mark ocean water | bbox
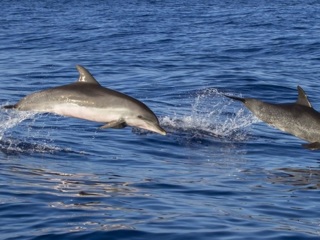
[1,0,320,239]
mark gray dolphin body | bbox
[4,65,166,135]
[226,86,320,149]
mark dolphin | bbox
[226,86,320,149]
[3,65,166,135]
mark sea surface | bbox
[1,1,320,239]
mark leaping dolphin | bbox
[226,86,320,149]
[4,65,166,135]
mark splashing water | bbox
[160,88,258,141]
[0,108,68,154]
[0,109,36,139]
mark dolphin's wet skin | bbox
[4,65,166,136]
[226,86,320,150]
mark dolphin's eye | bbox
[137,115,143,119]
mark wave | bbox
[268,167,320,190]
[0,138,73,155]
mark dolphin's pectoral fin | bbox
[100,120,127,129]
[111,122,127,129]
[302,142,320,150]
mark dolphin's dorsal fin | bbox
[76,65,100,85]
[296,86,312,107]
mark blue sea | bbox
[1,1,320,239]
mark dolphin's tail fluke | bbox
[225,95,246,103]
[2,104,17,109]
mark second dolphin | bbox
[226,86,320,149]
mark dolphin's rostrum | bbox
[226,86,320,150]
[4,65,166,135]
